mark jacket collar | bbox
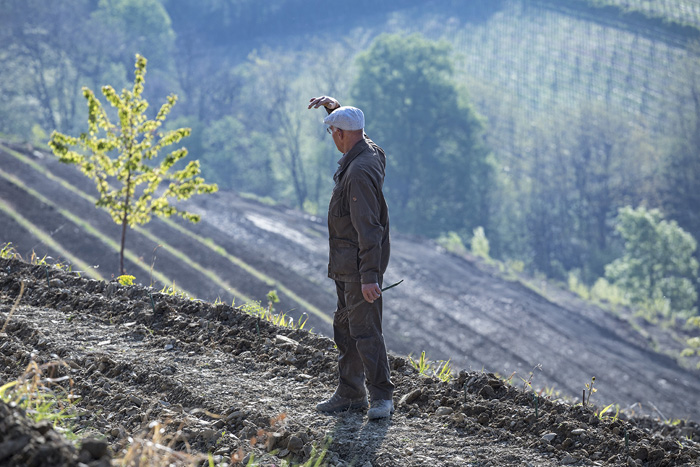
[334,138,369,183]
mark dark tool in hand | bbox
[334,279,403,324]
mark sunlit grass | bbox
[408,351,453,382]
[240,290,310,331]
[0,360,80,440]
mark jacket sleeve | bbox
[346,175,383,284]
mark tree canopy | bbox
[352,33,493,238]
[605,206,699,318]
[49,55,218,274]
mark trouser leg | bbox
[333,280,394,401]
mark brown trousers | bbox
[333,279,394,401]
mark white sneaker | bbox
[367,399,394,419]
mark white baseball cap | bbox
[323,106,365,131]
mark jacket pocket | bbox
[329,186,348,217]
[329,238,359,276]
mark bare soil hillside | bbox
[0,139,699,428]
[1,257,699,466]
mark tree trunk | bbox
[119,170,132,275]
[120,211,128,275]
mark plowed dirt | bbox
[1,257,699,466]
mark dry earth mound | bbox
[1,257,699,466]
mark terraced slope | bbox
[0,141,336,330]
[1,140,700,425]
[378,0,698,164]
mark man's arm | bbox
[347,177,384,303]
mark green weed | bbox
[0,360,80,439]
[1,242,20,260]
[409,351,431,376]
[408,351,453,382]
[583,376,597,406]
[159,282,195,300]
[540,385,561,399]
[595,403,620,422]
[240,291,309,331]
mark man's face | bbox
[329,125,344,153]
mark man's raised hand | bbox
[308,96,340,110]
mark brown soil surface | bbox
[1,257,699,466]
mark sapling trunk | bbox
[119,169,132,275]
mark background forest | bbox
[1,0,700,325]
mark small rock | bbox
[435,407,453,416]
[479,385,496,399]
[542,433,557,443]
[275,334,299,348]
[399,389,422,406]
[128,395,142,407]
[226,411,244,422]
[266,432,284,451]
[452,413,466,424]
[634,446,649,461]
[477,413,490,425]
[49,278,66,288]
[287,435,304,454]
[66,360,81,370]
[561,454,576,465]
[80,439,109,459]
[105,282,117,297]
[571,428,585,436]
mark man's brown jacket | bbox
[327,137,390,284]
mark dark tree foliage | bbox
[351,34,493,239]
[520,107,660,281]
[0,0,175,136]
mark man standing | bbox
[308,96,394,420]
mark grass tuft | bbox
[0,360,80,439]
[408,351,453,382]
